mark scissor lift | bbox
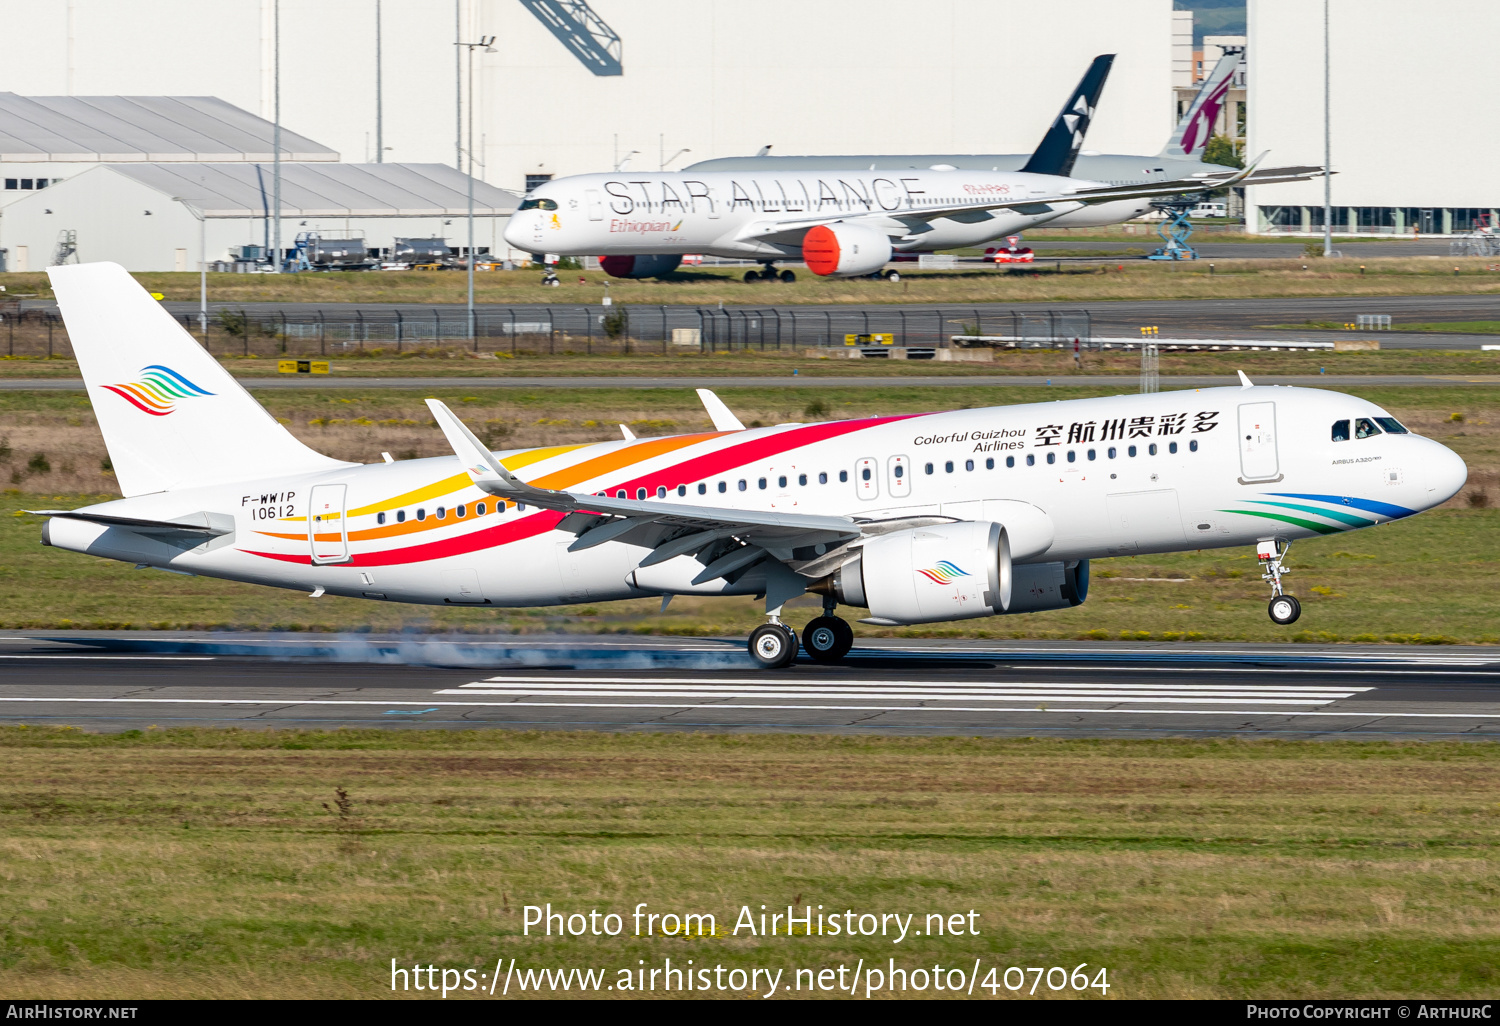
[1147,202,1199,261]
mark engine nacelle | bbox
[802,223,893,277]
[831,521,1011,625]
[599,254,683,278]
[1005,560,1090,614]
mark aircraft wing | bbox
[734,158,1284,240]
[426,399,861,578]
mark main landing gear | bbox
[1259,539,1302,625]
[743,263,796,283]
[747,597,854,669]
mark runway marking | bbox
[1031,665,1500,676]
[462,676,1377,691]
[443,676,1368,706]
[0,696,1495,719]
[0,655,216,661]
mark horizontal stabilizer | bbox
[29,509,234,536]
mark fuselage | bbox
[45,386,1466,612]
[502,168,1137,260]
[682,153,1237,229]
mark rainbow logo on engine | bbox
[916,561,970,585]
[100,365,215,416]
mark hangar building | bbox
[1,162,518,272]
[0,0,1179,196]
[1245,0,1500,236]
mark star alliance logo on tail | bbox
[916,561,970,585]
[100,364,215,416]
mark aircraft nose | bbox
[1423,439,1468,506]
[502,215,531,250]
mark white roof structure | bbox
[105,162,520,218]
[0,93,337,162]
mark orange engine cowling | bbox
[801,223,893,277]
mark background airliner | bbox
[503,157,1291,282]
[32,263,1467,668]
[689,52,1278,211]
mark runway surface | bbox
[3,632,1498,740]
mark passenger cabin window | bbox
[1332,419,1351,442]
[1375,417,1408,434]
[1355,418,1382,439]
[377,512,386,525]
[819,472,828,484]
[396,510,406,523]
[477,502,487,515]
[1046,452,1056,465]
[838,470,848,483]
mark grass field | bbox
[5,258,1500,309]
[1,386,1495,641]
[3,728,1499,999]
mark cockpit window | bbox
[1354,417,1383,439]
[518,198,558,211]
[1374,417,1408,434]
[1331,419,1350,442]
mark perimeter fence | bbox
[0,305,1092,360]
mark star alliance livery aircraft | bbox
[35,263,1466,668]
[504,151,1314,283]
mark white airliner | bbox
[35,263,1466,668]
[503,158,1278,282]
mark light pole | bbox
[272,0,282,272]
[458,34,495,340]
[375,0,383,163]
[661,147,691,171]
[173,197,208,342]
[1322,0,1333,258]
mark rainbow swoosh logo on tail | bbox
[100,365,215,416]
[916,561,970,585]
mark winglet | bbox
[620,423,636,441]
[428,399,584,514]
[1238,370,1254,389]
[696,388,746,431]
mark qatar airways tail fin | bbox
[1162,50,1241,161]
[48,261,353,496]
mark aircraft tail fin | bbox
[1019,54,1114,178]
[48,262,353,497]
[1161,49,1242,160]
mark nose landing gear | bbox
[1259,539,1301,625]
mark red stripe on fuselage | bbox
[597,414,925,497]
[244,413,930,567]
[244,509,564,566]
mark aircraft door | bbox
[1237,402,1281,482]
[888,455,910,497]
[585,189,603,221]
[308,483,350,565]
[855,457,879,500]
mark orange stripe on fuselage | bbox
[255,433,724,544]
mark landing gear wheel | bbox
[742,269,760,283]
[802,616,853,664]
[779,269,796,283]
[1268,594,1301,625]
[884,269,900,281]
[749,623,799,669]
